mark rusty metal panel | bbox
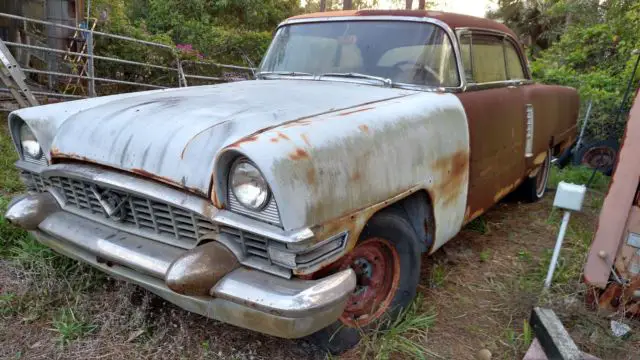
[456,88,526,220]
[224,92,470,249]
[584,91,640,288]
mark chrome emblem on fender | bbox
[90,185,129,222]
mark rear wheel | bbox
[310,209,422,354]
[521,148,551,202]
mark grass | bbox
[355,296,439,360]
[50,308,97,345]
[548,165,610,192]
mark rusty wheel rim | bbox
[338,237,401,327]
[581,146,616,170]
[535,151,550,197]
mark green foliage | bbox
[492,0,640,142]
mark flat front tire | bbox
[309,209,422,354]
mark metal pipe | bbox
[5,41,174,71]
[181,60,255,71]
[3,41,177,71]
[21,68,169,89]
[0,88,86,99]
[0,13,174,50]
[544,211,572,289]
[183,74,227,81]
[86,28,96,97]
[576,100,592,151]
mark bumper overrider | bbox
[5,163,356,339]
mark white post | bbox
[544,210,572,289]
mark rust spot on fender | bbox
[337,107,375,117]
[358,124,370,134]
[270,137,279,143]
[289,148,310,161]
[277,132,290,141]
[228,135,259,148]
[306,167,316,185]
[432,150,469,207]
[301,133,311,147]
[350,171,361,182]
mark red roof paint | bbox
[287,10,518,40]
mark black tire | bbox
[309,209,422,354]
[574,139,619,176]
[521,148,551,202]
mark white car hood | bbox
[10,80,416,196]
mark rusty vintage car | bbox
[4,10,578,352]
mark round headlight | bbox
[230,160,270,210]
[19,124,42,159]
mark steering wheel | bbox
[391,61,442,85]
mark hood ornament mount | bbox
[90,185,129,222]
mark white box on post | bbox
[545,182,587,289]
[553,182,587,211]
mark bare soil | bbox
[1,190,639,359]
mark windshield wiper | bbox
[318,72,393,87]
[257,71,313,79]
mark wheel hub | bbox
[336,238,400,327]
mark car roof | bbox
[286,10,518,40]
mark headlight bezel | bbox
[10,117,46,165]
[19,123,43,160]
[229,158,271,211]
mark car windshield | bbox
[260,20,460,87]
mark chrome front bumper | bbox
[6,193,356,338]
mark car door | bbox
[455,32,528,222]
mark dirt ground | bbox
[2,179,640,359]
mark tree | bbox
[344,0,353,9]
[406,0,414,9]
[419,0,426,9]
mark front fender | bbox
[224,92,470,252]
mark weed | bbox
[50,307,97,345]
[522,320,533,348]
[517,250,532,262]
[357,295,440,360]
[0,293,17,316]
[479,250,491,262]
[430,263,446,288]
[466,216,488,234]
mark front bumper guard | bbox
[6,193,356,338]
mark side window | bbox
[504,41,526,80]
[470,35,507,83]
[459,35,473,82]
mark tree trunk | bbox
[418,0,426,10]
[406,0,413,9]
[343,0,353,10]
[320,0,327,11]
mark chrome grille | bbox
[21,171,270,261]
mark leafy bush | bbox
[530,0,640,142]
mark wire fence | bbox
[0,12,255,107]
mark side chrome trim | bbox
[266,15,467,93]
